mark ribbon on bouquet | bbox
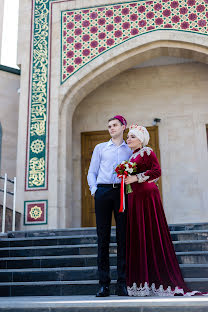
[118,174,128,213]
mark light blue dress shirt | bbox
[87,139,132,195]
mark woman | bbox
[124,124,198,296]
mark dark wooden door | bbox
[81,126,162,227]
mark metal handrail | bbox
[1,173,16,233]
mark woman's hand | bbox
[124,175,137,185]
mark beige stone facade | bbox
[0,69,20,210]
[0,0,4,61]
[15,0,208,230]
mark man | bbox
[87,115,132,297]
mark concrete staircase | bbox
[0,223,208,297]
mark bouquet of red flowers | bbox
[115,161,137,212]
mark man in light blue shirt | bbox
[87,115,132,297]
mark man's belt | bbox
[97,184,120,188]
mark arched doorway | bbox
[58,38,208,228]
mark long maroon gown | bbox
[126,146,197,296]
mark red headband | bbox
[113,115,127,127]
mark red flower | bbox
[98,47,106,53]
[114,30,122,37]
[90,12,98,19]
[90,26,98,34]
[67,36,74,43]
[155,18,163,25]
[122,22,130,29]
[131,28,139,35]
[67,22,74,29]
[181,21,189,29]
[74,57,82,65]
[171,1,179,8]
[139,20,146,27]
[98,32,106,40]
[83,10,89,14]
[180,7,188,15]
[75,42,82,50]
[189,13,197,21]
[198,20,206,27]
[66,65,74,73]
[122,8,129,15]
[106,10,113,17]
[163,9,171,17]
[196,5,205,12]
[82,49,90,56]
[187,0,195,5]
[107,38,115,46]
[114,16,121,23]
[130,14,138,21]
[82,34,90,42]
[98,18,106,25]
[82,20,90,27]
[63,59,66,66]
[138,6,146,13]
[164,24,172,28]
[66,51,74,58]
[74,28,82,35]
[90,41,98,48]
[147,26,155,31]
[154,3,162,11]
[146,12,154,19]
[172,15,180,23]
[75,14,82,21]
[106,24,114,31]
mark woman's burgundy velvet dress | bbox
[126,147,193,296]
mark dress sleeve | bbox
[137,150,161,183]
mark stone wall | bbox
[0,205,21,232]
[0,69,20,210]
[72,61,208,226]
[0,0,4,61]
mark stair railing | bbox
[0,173,17,233]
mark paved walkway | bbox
[0,295,208,309]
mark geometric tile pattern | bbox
[27,0,208,191]
[24,200,48,225]
[61,0,208,83]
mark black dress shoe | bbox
[96,286,110,297]
[116,284,128,296]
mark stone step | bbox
[0,264,207,283]
[1,251,208,270]
[1,230,208,248]
[0,278,208,297]
[0,240,207,258]
[1,296,208,312]
[6,223,208,238]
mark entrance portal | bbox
[81,126,161,227]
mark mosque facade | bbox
[1,0,208,231]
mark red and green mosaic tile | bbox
[61,0,208,83]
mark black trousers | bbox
[94,186,127,286]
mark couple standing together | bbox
[87,115,195,297]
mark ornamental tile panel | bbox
[61,0,208,83]
[27,0,208,191]
[24,200,48,225]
